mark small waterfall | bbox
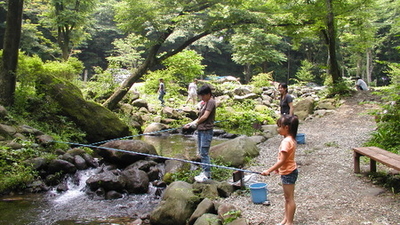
[52,168,97,204]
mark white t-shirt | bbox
[356,79,369,91]
[188,82,197,95]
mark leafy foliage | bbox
[217,99,276,136]
[249,72,273,88]
[322,77,354,98]
[80,66,120,102]
[365,63,400,154]
[106,33,147,69]
[0,142,39,192]
[294,60,316,84]
[162,50,205,85]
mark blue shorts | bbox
[281,169,298,185]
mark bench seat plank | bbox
[353,147,400,173]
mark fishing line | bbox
[52,139,261,175]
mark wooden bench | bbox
[353,147,400,173]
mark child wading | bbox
[261,115,299,225]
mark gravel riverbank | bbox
[218,92,400,225]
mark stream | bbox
[0,134,227,225]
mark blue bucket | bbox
[296,133,305,144]
[249,183,268,204]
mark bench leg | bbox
[370,159,377,173]
[354,152,361,173]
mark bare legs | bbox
[279,184,296,225]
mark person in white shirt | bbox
[355,77,369,91]
[185,79,198,105]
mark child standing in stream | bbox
[261,115,299,225]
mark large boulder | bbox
[150,181,199,225]
[188,198,216,225]
[294,97,315,121]
[47,159,77,174]
[210,136,259,168]
[98,140,158,166]
[36,73,130,143]
[143,123,168,135]
[121,167,149,194]
[86,170,126,192]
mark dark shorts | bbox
[281,169,298,185]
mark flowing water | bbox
[0,134,227,225]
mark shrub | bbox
[42,57,84,80]
[365,63,400,154]
[248,72,273,88]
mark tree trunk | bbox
[366,49,372,84]
[102,44,160,110]
[244,63,251,83]
[58,27,71,61]
[325,0,342,84]
[0,0,24,106]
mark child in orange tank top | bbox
[261,115,299,225]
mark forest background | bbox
[0,0,399,192]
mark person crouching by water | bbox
[261,115,299,225]
[278,83,294,116]
[184,85,216,182]
[354,77,369,91]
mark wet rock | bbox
[66,148,86,156]
[82,153,98,168]
[74,155,88,170]
[86,170,126,192]
[98,140,158,166]
[60,153,75,163]
[48,159,77,174]
[128,160,158,172]
[106,190,123,199]
[121,167,149,194]
[150,181,199,225]
[147,167,162,181]
[56,182,69,192]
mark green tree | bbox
[294,59,315,84]
[43,0,97,61]
[103,0,268,109]
[280,0,375,85]
[106,33,147,70]
[231,28,286,83]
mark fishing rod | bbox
[89,119,230,146]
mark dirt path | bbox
[219,92,400,225]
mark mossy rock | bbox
[36,73,130,142]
